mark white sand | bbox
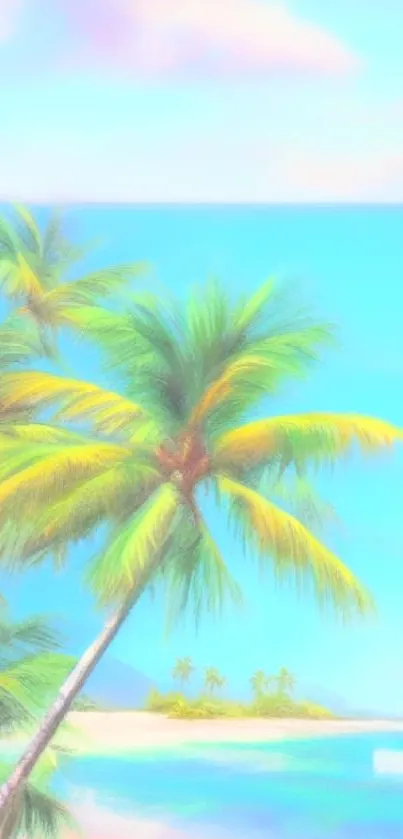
[67,711,403,754]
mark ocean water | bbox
[57,733,403,838]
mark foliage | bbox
[0,277,399,626]
[145,689,335,721]
[204,667,226,694]
[0,204,146,369]
[172,657,194,688]
[0,267,401,816]
[0,607,75,836]
[146,663,332,720]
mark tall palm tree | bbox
[204,668,225,695]
[172,657,194,690]
[0,277,401,812]
[275,667,296,697]
[0,204,145,368]
[0,608,74,837]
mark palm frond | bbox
[185,278,333,433]
[216,475,373,618]
[0,314,47,370]
[0,653,75,711]
[190,325,330,430]
[213,413,403,471]
[88,482,180,604]
[0,370,147,436]
[13,204,43,255]
[12,461,162,566]
[162,509,243,630]
[0,615,61,653]
[0,761,74,839]
[0,439,132,529]
[45,261,148,309]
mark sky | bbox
[0,0,402,202]
[1,203,403,716]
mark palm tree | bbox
[250,670,267,698]
[0,277,401,812]
[275,667,296,697]
[0,608,74,837]
[204,668,225,695]
[172,656,194,690]
[0,204,145,368]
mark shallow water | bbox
[56,733,403,838]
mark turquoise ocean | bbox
[56,733,403,837]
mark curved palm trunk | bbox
[0,563,154,824]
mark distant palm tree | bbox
[205,668,225,695]
[275,668,296,697]
[172,657,194,690]
[0,204,145,369]
[250,670,267,698]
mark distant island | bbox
[143,659,334,720]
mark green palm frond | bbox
[88,482,180,604]
[162,510,243,630]
[0,760,74,839]
[0,614,61,654]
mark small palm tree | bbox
[250,670,267,698]
[172,656,194,690]
[204,668,225,695]
[0,204,145,369]
[0,607,74,838]
[0,278,401,811]
[275,667,296,697]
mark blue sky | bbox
[2,204,403,715]
[0,0,402,202]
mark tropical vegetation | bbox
[0,205,401,816]
[146,665,331,720]
[172,656,194,690]
[0,605,75,837]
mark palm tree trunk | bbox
[0,562,155,824]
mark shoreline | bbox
[65,711,403,754]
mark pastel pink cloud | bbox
[63,0,359,78]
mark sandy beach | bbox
[66,711,403,754]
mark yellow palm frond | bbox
[0,423,91,446]
[216,475,373,617]
[15,253,43,298]
[88,483,180,604]
[0,371,146,435]
[214,413,403,470]
[0,440,131,521]
[17,462,162,563]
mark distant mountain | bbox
[84,656,156,709]
[62,619,156,709]
[297,682,351,715]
